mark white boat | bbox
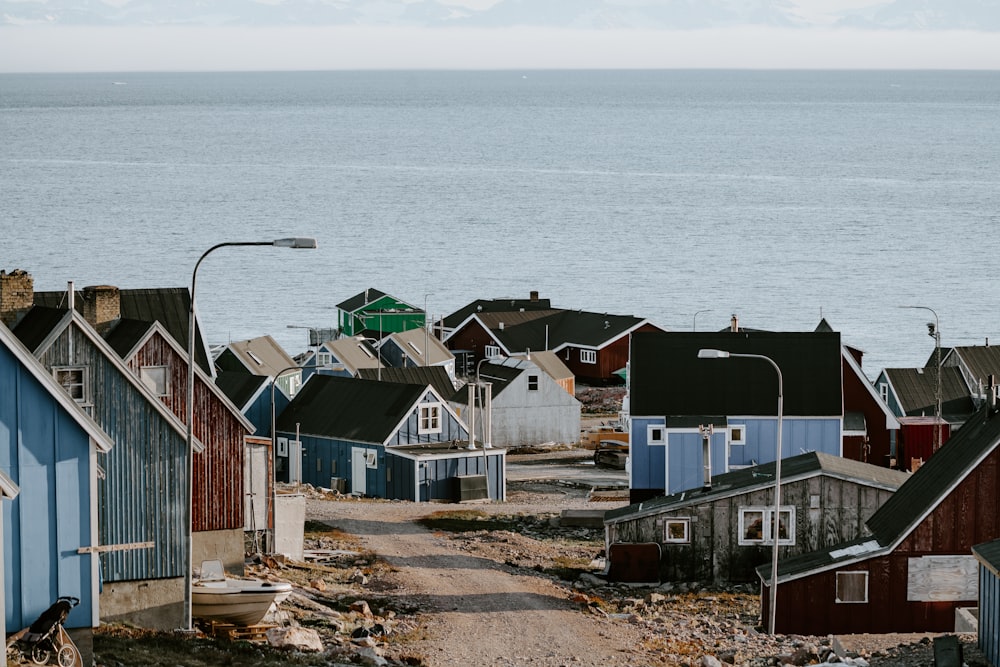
[192,560,292,626]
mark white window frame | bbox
[647,424,665,445]
[139,365,170,397]
[419,403,443,434]
[317,351,332,366]
[835,571,869,603]
[729,425,746,445]
[878,382,889,402]
[484,344,501,358]
[580,349,597,364]
[527,374,539,391]
[53,366,89,404]
[664,518,690,544]
[738,506,795,546]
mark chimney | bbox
[498,321,504,331]
[530,290,539,302]
[82,285,120,333]
[0,269,34,329]
[730,314,739,333]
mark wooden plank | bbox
[76,541,154,554]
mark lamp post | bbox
[423,293,433,367]
[185,237,316,631]
[900,305,942,450]
[692,309,711,332]
[698,348,783,634]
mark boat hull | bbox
[191,588,278,626]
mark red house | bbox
[756,396,1000,635]
[442,295,663,384]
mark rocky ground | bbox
[93,475,988,666]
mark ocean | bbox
[2,69,999,378]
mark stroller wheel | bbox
[30,644,51,665]
[57,644,77,667]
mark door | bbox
[352,448,367,495]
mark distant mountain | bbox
[2,0,998,30]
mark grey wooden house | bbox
[604,451,910,585]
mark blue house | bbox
[276,375,505,502]
[628,331,844,502]
[299,336,384,382]
[12,304,196,630]
[1,322,114,640]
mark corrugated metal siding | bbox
[980,566,1000,666]
[40,326,185,583]
[128,334,245,532]
[387,394,467,445]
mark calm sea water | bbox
[2,70,1000,378]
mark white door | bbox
[289,439,302,484]
[352,448,367,495]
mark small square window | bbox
[581,350,597,364]
[730,426,745,445]
[664,519,690,543]
[484,344,502,358]
[739,507,795,546]
[317,352,332,366]
[527,375,539,391]
[647,425,665,445]
[836,571,869,603]
[140,366,169,397]
[419,403,443,434]
[54,367,88,403]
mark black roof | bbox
[973,539,1000,575]
[104,318,155,359]
[605,451,910,524]
[276,374,427,444]
[883,366,975,421]
[34,287,211,373]
[451,360,525,402]
[215,371,269,411]
[336,288,408,313]
[948,345,1000,387]
[629,331,843,417]
[491,310,648,351]
[11,306,67,353]
[867,403,1000,546]
[358,366,456,402]
[442,296,553,329]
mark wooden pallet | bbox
[200,620,276,643]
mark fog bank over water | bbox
[2,26,999,73]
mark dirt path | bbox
[312,500,653,667]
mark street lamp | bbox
[185,237,316,630]
[692,309,711,332]
[900,305,942,450]
[698,348,783,635]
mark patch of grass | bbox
[540,554,595,581]
[416,510,518,533]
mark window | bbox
[729,426,745,445]
[407,341,422,356]
[738,507,795,546]
[836,571,869,603]
[419,403,442,434]
[365,451,377,468]
[878,382,889,402]
[317,352,332,366]
[484,344,501,358]
[316,458,322,472]
[527,375,539,391]
[647,425,665,445]
[664,519,690,543]
[54,367,87,403]
[580,349,597,364]
[140,366,169,397]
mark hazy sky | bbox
[2,0,999,72]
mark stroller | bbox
[7,596,81,666]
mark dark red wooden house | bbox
[756,397,1000,635]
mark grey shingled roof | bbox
[451,359,525,402]
[951,345,1000,388]
[884,366,974,421]
[605,451,911,524]
[630,331,843,418]
[442,296,553,329]
[276,374,427,444]
[358,366,456,401]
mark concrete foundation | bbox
[193,527,244,575]
[100,577,184,630]
[956,606,979,633]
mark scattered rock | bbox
[265,626,324,652]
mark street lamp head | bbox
[927,322,936,337]
[272,237,318,249]
[697,348,730,359]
